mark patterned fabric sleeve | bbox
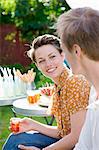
[66,75,90,115]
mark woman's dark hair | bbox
[27,34,63,63]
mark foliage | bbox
[2,63,25,71]
[0,0,70,41]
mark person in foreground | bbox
[3,34,90,150]
[56,7,99,150]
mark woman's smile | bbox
[46,67,57,73]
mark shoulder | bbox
[67,74,88,83]
[66,74,90,90]
[65,75,90,114]
[87,100,99,110]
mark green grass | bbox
[0,106,56,149]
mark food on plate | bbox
[38,97,51,107]
[40,87,53,97]
[37,87,53,107]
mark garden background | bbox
[0,0,70,148]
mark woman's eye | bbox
[50,55,56,59]
[39,60,45,63]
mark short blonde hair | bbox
[57,7,99,61]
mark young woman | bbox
[57,7,99,150]
[3,34,90,150]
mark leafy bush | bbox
[0,0,70,42]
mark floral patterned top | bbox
[50,67,90,138]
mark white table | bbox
[12,97,55,125]
[0,95,26,106]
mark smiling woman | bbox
[3,34,90,150]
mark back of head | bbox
[57,7,99,61]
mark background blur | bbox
[0,0,70,66]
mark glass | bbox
[10,118,21,133]
[27,90,40,104]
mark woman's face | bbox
[35,44,65,82]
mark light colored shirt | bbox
[74,98,99,150]
[89,86,97,104]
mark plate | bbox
[38,96,51,107]
[13,98,48,116]
[0,94,26,101]
[0,95,27,106]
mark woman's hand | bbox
[18,145,40,150]
[10,117,34,134]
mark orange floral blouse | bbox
[50,67,90,138]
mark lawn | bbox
[0,105,56,149]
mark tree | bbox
[0,0,70,42]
